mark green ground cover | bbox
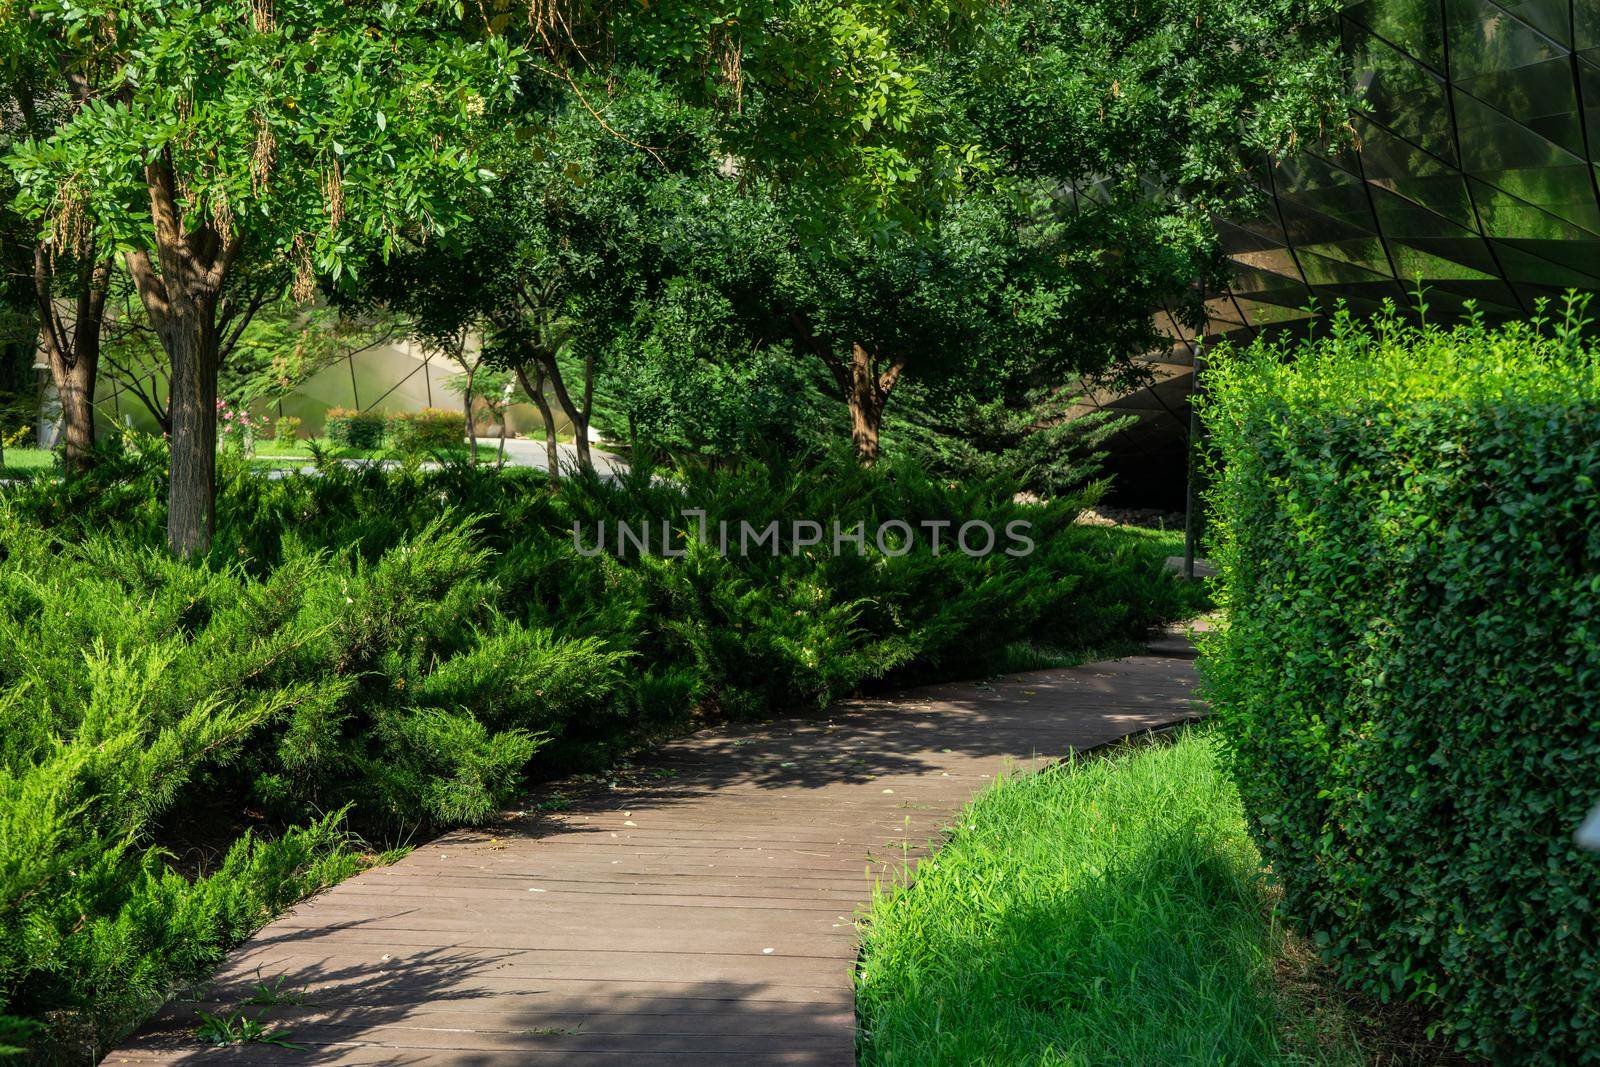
[0,447,1199,1059]
[856,729,1368,1066]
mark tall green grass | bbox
[857,730,1363,1066]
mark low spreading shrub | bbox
[1200,306,1600,1063]
[321,407,385,449]
[0,446,1199,1057]
[273,415,302,445]
[386,408,466,453]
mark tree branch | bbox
[877,354,910,399]
[217,290,268,364]
[101,344,171,433]
[124,248,171,334]
[31,245,68,365]
[71,255,111,360]
[788,311,849,395]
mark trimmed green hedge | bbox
[387,407,466,453]
[1200,309,1600,1062]
[323,407,385,449]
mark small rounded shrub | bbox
[323,407,385,449]
[274,415,302,446]
[387,408,467,454]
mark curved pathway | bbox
[107,635,1201,1066]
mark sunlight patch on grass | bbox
[0,448,57,474]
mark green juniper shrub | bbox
[1200,302,1600,1064]
[0,443,1198,1058]
[272,415,301,447]
[888,383,1136,504]
[386,408,467,454]
[321,407,385,450]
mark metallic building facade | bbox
[1223,0,1600,332]
[1099,0,1600,505]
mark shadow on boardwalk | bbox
[105,638,1202,1067]
[122,958,848,1065]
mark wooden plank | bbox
[104,640,1199,1065]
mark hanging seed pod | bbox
[251,112,277,195]
[251,0,274,33]
[321,159,344,230]
[49,192,91,268]
[210,186,233,241]
[291,234,315,303]
[717,29,744,111]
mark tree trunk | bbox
[580,348,595,470]
[848,343,887,466]
[790,315,905,469]
[126,156,239,559]
[57,353,97,474]
[462,371,477,465]
[165,311,219,559]
[541,353,591,472]
[32,249,110,476]
[516,364,560,487]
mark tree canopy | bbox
[2,0,1350,530]
[6,0,520,553]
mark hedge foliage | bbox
[0,447,1201,1058]
[322,407,385,449]
[387,407,467,453]
[1200,308,1600,1062]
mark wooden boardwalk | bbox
[107,640,1201,1066]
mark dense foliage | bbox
[7,0,519,554]
[0,447,1199,1057]
[888,386,1134,502]
[346,0,1347,466]
[1200,307,1600,1062]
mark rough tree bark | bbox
[515,364,561,487]
[164,311,220,556]
[32,250,111,475]
[125,155,239,559]
[845,344,885,465]
[789,314,907,466]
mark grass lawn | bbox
[3,441,527,475]
[244,438,513,468]
[0,447,58,475]
[1073,518,1191,558]
[856,729,1370,1066]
